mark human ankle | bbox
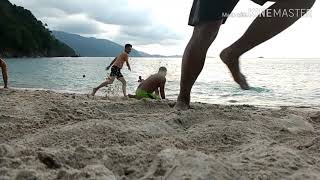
[177,94,190,104]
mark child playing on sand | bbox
[91,44,132,97]
[0,58,8,88]
[129,67,167,100]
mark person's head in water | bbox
[125,44,132,54]
[158,67,167,77]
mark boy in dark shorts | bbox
[176,0,315,110]
[129,67,167,100]
[91,44,132,97]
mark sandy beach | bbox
[0,89,320,179]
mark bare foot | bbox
[121,96,129,100]
[91,88,98,96]
[128,94,136,98]
[220,48,250,90]
[174,96,190,111]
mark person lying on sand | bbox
[91,44,132,97]
[129,67,167,100]
[0,58,8,89]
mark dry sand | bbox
[0,89,320,180]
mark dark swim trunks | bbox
[110,66,123,78]
[189,0,269,26]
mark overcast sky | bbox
[10,0,320,57]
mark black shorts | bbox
[189,0,268,26]
[110,66,123,78]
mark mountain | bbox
[52,31,150,57]
[0,0,76,57]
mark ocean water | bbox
[3,57,320,107]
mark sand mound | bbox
[142,149,240,180]
[0,89,320,179]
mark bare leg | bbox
[117,77,127,97]
[221,0,315,89]
[128,94,136,98]
[91,77,115,96]
[175,21,223,110]
[1,60,8,88]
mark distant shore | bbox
[0,89,319,179]
[1,53,80,58]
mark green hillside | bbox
[0,0,76,57]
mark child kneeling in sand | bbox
[129,67,167,100]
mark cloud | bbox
[9,0,183,47]
[10,0,153,26]
[42,14,102,35]
[9,0,319,57]
[114,25,183,45]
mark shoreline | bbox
[3,87,320,110]
[0,89,320,179]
